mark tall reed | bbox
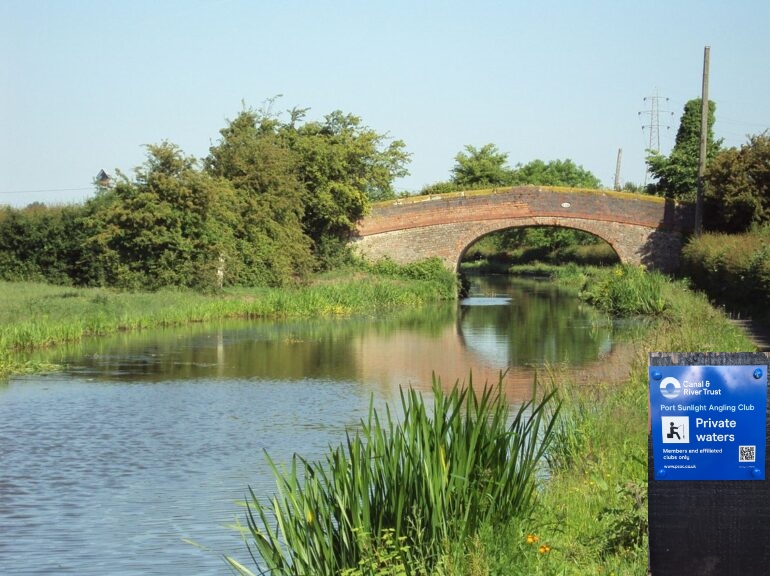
[580,264,666,316]
[228,375,559,575]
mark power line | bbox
[0,186,92,196]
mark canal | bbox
[0,276,637,575]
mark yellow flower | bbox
[538,544,551,554]
[526,534,539,544]
[305,509,314,526]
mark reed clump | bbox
[227,376,558,576]
[579,264,667,316]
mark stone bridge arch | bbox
[352,186,693,273]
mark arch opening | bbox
[458,224,621,275]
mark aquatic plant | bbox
[228,374,558,575]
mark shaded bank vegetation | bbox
[681,226,770,323]
[460,226,619,275]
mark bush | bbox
[580,264,667,316]
[681,227,770,318]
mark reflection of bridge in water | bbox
[352,320,638,402]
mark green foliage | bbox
[340,529,429,576]
[461,227,619,271]
[419,181,467,196]
[680,227,770,319]
[451,144,513,187]
[580,264,667,316]
[81,142,268,290]
[205,103,410,269]
[500,227,602,251]
[549,243,620,267]
[645,98,722,201]
[365,257,457,288]
[704,132,770,232]
[229,376,559,576]
[510,159,601,188]
[205,110,316,286]
[0,203,88,284]
[447,145,601,191]
[597,479,648,557]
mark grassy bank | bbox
[0,258,457,378]
[449,265,756,575]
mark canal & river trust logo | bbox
[660,376,682,399]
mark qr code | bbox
[739,445,756,462]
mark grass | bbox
[0,259,458,378]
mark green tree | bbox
[646,98,722,201]
[510,159,601,188]
[281,109,410,267]
[451,143,514,187]
[205,109,315,286]
[206,104,409,271]
[704,132,770,232]
[82,142,238,290]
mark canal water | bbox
[0,276,636,575]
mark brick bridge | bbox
[352,186,694,273]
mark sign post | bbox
[649,352,770,575]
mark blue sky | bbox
[2,0,769,207]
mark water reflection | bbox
[460,275,615,366]
[24,276,635,400]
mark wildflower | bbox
[538,544,551,554]
[526,534,539,544]
[305,508,314,526]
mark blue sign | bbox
[650,365,767,480]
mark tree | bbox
[207,104,410,271]
[281,109,410,267]
[510,159,601,188]
[205,109,316,286]
[646,98,722,201]
[704,132,770,232]
[82,142,239,290]
[451,144,513,187]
